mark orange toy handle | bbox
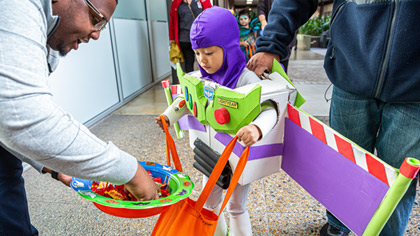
[160,115,183,172]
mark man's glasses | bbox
[85,0,107,31]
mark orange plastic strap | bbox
[195,136,245,212]
[218,146,249,217]
[160,115,183,172]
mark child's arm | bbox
[155,115,170,132]
[154,96,190,131]
[237,105,277,147]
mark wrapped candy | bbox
[91,172,170,200]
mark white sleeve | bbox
[162,96,191,126]
[250,107,277,138]
[0,2,137,184]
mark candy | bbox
[91,173,170,200]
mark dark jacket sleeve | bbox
[257,0,267,17]
[255,0,318,59]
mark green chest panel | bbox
[178,72,208,124]
[177,64,262,134]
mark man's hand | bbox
[247,52,280,77]
[236,124,262,147]
[154,115,170,132]
[124,163,160,201]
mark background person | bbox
[0,0,160,235]
[238,9,260,62]
[169,0,211,78]
[248,0,420,235]
[257,0,273,31]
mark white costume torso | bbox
[163,69,297,185]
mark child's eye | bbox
[205,52,213,56]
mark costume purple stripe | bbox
[214,132,283,160]
[187,116,206,132]
[169,92,206,132]
[282,118,388,236]
[178,116,189,130]
[171,94,180,101]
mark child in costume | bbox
[155,7,277,236]
[238,9,260,62]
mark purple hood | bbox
[190,6,246,89]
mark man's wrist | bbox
[51,170,59,181]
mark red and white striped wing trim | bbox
[287,103,398,187]
[170,85,183,95]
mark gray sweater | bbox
[0,0,138,184]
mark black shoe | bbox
[319,223,349,236]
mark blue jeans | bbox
[0,146,38,236]
[326,86,420,236]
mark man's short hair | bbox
[116,0,118,4]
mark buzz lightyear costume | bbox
[161,6,301,236]
[164,63,299,185]
[163,62,298,236]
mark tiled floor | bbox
[24,48,420,235]
[114,83,168,116]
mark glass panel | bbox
[114,19,153,98]
[148,0,168,21]
[49,28,119,123]
[151,21,171,78]
[113,0,146,20]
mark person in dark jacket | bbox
[248,0,420,235]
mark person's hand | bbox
[261,20,267,30]
[124,163,160,201]
[240,41,250,47]
[154,115,170,132]
[169,40,175,46]
[236,124,262,147]
[247,52,280,77]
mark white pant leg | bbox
[227,183,252,236]
[203,175,253,236]
[202,175,227,236]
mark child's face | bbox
[194,46,224,74]
[239,15,250,27]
